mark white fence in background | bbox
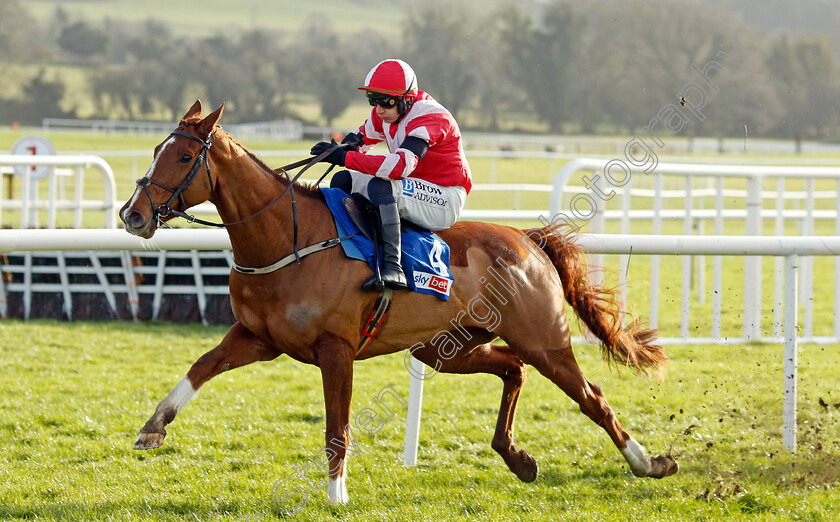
[0,249,232,323]
[42,118,304,142]
[2,153,840,344]
[0,229,825,454]
[0,154,117,229]
[0,226,234,323]
[550,159,840,344]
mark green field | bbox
[22,0,403,38]
[0,130,839,518]
[0,320,837,521]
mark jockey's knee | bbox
[330,170,353,193]
[367,177,396,205]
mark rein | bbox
[138,125,391,356]
[136,127,355,274]
[137,129,339,230]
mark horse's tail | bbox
[536,227,668,379]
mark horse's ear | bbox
[180,100,203,125]
[198,102,224,138]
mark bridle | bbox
[136,129,216,227]
[134,127,337,230]
[133,126,353,272]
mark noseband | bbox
[132,128,355,272]
[135,129,341,229]
[136,130,216,227]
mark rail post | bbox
[744,175,763,340]
[783,254,798,452]
[403,356,425,466]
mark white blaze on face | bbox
[121,136,176,222]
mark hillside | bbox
[703,0,840,54]
[22,0,840,48]
[21,0,405,38]
[7,0,840,139]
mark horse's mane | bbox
[222,129,322,195]
[176,119,321,196]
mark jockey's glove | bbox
[310,139,347,166]
[341,132,365,151]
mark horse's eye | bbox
[179,154,192,164]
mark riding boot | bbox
[362,202,408,292]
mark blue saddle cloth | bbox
[320,187,453,300]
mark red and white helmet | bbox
[359,59,418,97]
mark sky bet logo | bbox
[413,271,452,297]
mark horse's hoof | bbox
[648,454,679,478]
[134,431,165,450]
[514,450,539,483]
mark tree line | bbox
[1,0,838,140]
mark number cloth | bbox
[321,187,454,299]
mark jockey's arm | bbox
[345,136,429,180]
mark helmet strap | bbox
[395,84,415,122]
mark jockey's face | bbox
[376,104,400,124]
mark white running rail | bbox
[550,158,840,344]
[0,228,826,453]
[0,154,117,229]
[404,232,840,463]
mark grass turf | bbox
[0,320,837,520]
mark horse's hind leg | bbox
[410,340,537,482]
[517,341,678,478]
[134,322,281,450]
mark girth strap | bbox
[356,288,393,357]
[233,233,358,275]
[233,231,393,357]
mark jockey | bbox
[311,59,472,292]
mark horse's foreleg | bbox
[411,340,537,482]
[134,322,281,450]
[314,332,354,505]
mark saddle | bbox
[341,194,378,243]
[321,187,453,300]
[340,194,432,243]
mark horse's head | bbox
[120,100,224,238]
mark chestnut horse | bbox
[120,101,678,505]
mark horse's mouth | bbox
[121,209,157,239]
[125,222,156,239]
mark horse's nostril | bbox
[125,210,146,228]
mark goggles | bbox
[366,92,399,108]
